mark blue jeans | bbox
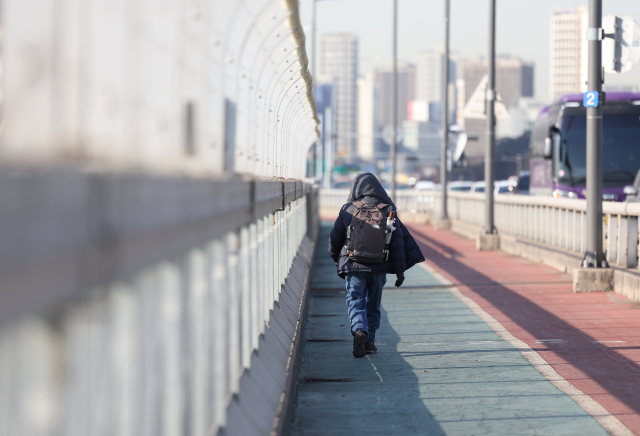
[345,272,387,343]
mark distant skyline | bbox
[301,0,640,102]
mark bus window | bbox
[556,114,640,186]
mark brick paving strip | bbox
[291,223,637,435]
[407,223,640,435]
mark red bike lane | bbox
[406,223,640,434]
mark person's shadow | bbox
[292,223,446,435]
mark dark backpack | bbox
[345,201,390,264]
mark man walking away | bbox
[328,173,425,358]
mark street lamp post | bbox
[311,0,317,81]
[573,0,614,292]
[390,0,398,202]
[585,0,605,268]
[436,0,452,230]
[477,0,500,250]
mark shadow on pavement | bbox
[410,227,640,422]
[291,224,446,436]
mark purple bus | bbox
[529,92,640,201]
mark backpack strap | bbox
[376,203,388,210]
[345,201,364,252]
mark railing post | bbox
[564,209,569,250]
[607,214,618,266]
[627,216,638,268]
[581,211,586,253]
[554,207,559,247]
[532,205,537,240]
[618,216,629,267]
[545,207,551,245]
[554,207,559,248]
[571,210,580,252]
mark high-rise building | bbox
[374,62,416,130]
[549,6,588,99]
[461,56,535,162]
[496,57,535,108]
[462,57,534,109]
[402,120,440,164]
[321,33,358,159]
[357,73,378,161]
[415,49,457,106]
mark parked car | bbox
[467,180,515,194]
[515,171,530,195]
[494,180,516,194]
[414,180,437,191]
[470,182,485,193]
[447,181,474,192]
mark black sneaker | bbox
[365,342,377,354]
[353,330,367,358]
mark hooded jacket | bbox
[328,173,426,278]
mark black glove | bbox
[395,272,405,287]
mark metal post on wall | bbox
[390,0,398,202]
[324,107,333,189]
[311,0,321,182]
[312,0,317,81]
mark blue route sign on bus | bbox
[583,91,599,107]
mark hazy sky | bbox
[300,0,640,102]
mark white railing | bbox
[319,189,438,217]
[448,192,640,269]
[320,189,640,270]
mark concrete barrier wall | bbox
[0,0,319,434]
[0,176,319,436]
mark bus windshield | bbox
[556,114,640,186]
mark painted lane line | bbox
[419,262,634,436]
[407,341,498,346]
[467,341,498,344]
[367,357,383,382]
[594,341,626,343]
[383,280,573,291]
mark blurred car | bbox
[514,171,530,195]
[470,182,485,193]
[468,180,516,194]
[414,180,437,191]
[447,181,474,192]
[494,180,516,194]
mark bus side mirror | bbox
[543,137,553,159]
[544,126,559,159]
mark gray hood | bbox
[346,173,395,208]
